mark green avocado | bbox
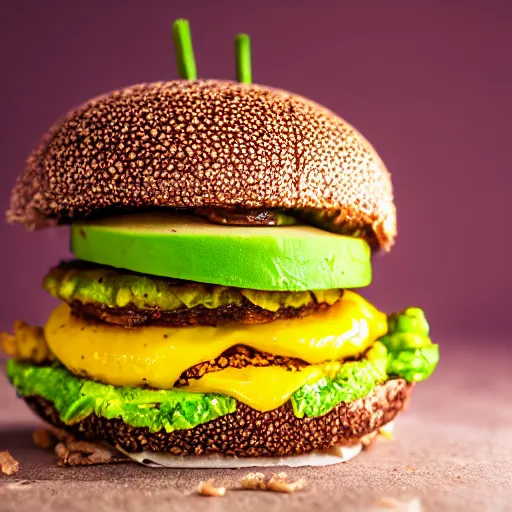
[6,360,236,431]
[70,213,372,291]
[44,263,342,311]
[291,342,388,418]
[379,307,439,381]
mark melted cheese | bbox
[44,291,387,398]
[184,363,341,412]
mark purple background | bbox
[0,0,510,339]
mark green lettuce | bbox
[292,342,388,418]
[378,307,439,382]
[6,360,236,432]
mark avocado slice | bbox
[70,213,372,291]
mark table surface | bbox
[1,340,511,512]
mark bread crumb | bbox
[54,442,67,459]
[241,472,266,490]
[375,497,422,511]
[32,428,57,449]
[50,428,75,443]
[378,497,399,508]
[267,472,306,493]
[198,479,226,497]
[0,451,20,476]
[55,438,127,466]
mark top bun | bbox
[7,80,396,250]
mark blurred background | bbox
[0,0,510,340]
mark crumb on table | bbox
[0,451,20,476]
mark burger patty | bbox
[26,379,412,457]
[175,345,308,387]
[193,206,298,226]
[71,299,330,328]
[194,207,378,248]
[45,261,343,328]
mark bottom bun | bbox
[26,379,412,458]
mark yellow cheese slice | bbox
[44,290,387,390]
[183,363,341,412]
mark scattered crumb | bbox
[375,497,422,511]
[378,497,399,508]
[0,451,20,476]
[51,428,75,443]
[198,479,226,497]
[32,428,57,450]
[55,439,128,466]
[238,472,306,493]
[241,472,267,490]
[266,472,306,493]
[405,465,417,472]
[54,442,67,460]
[32,427,128,467]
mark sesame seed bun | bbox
[8,80,396,250]
[26,379,411,459]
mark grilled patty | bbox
[45,260,342,328]
[71,299,330,328]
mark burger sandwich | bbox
[1,20,439,468]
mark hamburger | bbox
[1,21,439,468]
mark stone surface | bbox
[1,340,511,512]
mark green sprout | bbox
[235,33,252,83]
[172,19,197,80]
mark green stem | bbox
[235,33,252,83]
[172,19,197,80]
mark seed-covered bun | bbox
[27,379,411,457]
[7,80,396,249]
